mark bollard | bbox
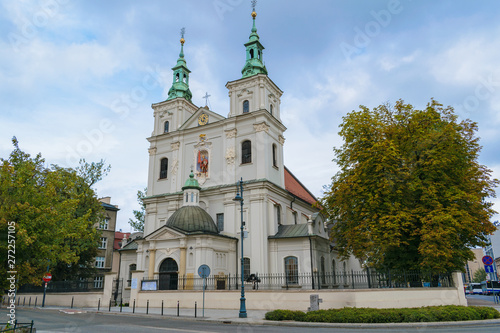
[29,297,31,307]
[120,297,123,313]
[23,297,25,306]
[34,297,37,308]
[109,299,111,312]
[98,298,100,311]
[177,300,179,317]
[146,300,149,314]
[71,296,74,309]
[133,299,135,313]
[195,301,197,318]
[161,300,164,316]
[17,297,20,306]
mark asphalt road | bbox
[2,308,500,333]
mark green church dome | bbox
[166,206,218,234]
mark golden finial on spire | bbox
[180,27,186,45]
[251,0,257,17]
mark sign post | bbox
[198,264,210,317]
[42,273,52,307]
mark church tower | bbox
[225,7,286,187]
[145,31,199,235]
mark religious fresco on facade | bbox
[197,149,209,175]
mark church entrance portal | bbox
[159,258,178,290]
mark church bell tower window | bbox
[242,140,252,164]
[160,158,168,179]
[243,100,249,113]
[272,143,277,168]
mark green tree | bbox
[0,138,109,288]
[128,188,146,232]
[472,268,487,283]
[320,99,498,272]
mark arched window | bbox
[242,140,251,164]
[243,100,249,113]
[272,144,278,167]
[164,121,169,133]
[270,104,273,115]
[128,264,136,286]
[243,257,251,280]
[175,73,180,82]
[320,256,326,284]
[284,256,298,284]
[183,74,187,83]
[332,259,337,284]
[343,261,348,285]
[160,158,168,179]
[249,49,254,59]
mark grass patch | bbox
[265,306,500,323]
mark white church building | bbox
[119,8,361,295]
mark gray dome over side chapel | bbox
[166,205,218,234]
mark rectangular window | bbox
[217,213,224,232]
[242,140,252,164]
[275,205,281,225]
[94,276,104,288]
[99,237,107,249]
[100,218,109,230]
[272,144,278,167]
[95,256,105,268]
[284,256,298,284]
[243,257,251,280]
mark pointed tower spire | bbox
[167,28,193,101]
[241,1,268,78]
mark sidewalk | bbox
[20,302,500,329]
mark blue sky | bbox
[1,0,500,232]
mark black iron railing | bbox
[18,280,104,293]
[0,320,34,332]
[139,270,454,291]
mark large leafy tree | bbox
[320,99,498,272]
[0,138,109,288]
[128,188,146,232]
[472,268,487,283]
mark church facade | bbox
[119,9,361,294]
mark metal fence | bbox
[18,280,104,293]
[140,270,454,291]
[0,320,34,332]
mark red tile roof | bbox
[114,231,131,250]
[284,166,317,205]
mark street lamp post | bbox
[233,177,247,318]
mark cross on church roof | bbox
[252,0,257,11]
[203,92,211,107]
